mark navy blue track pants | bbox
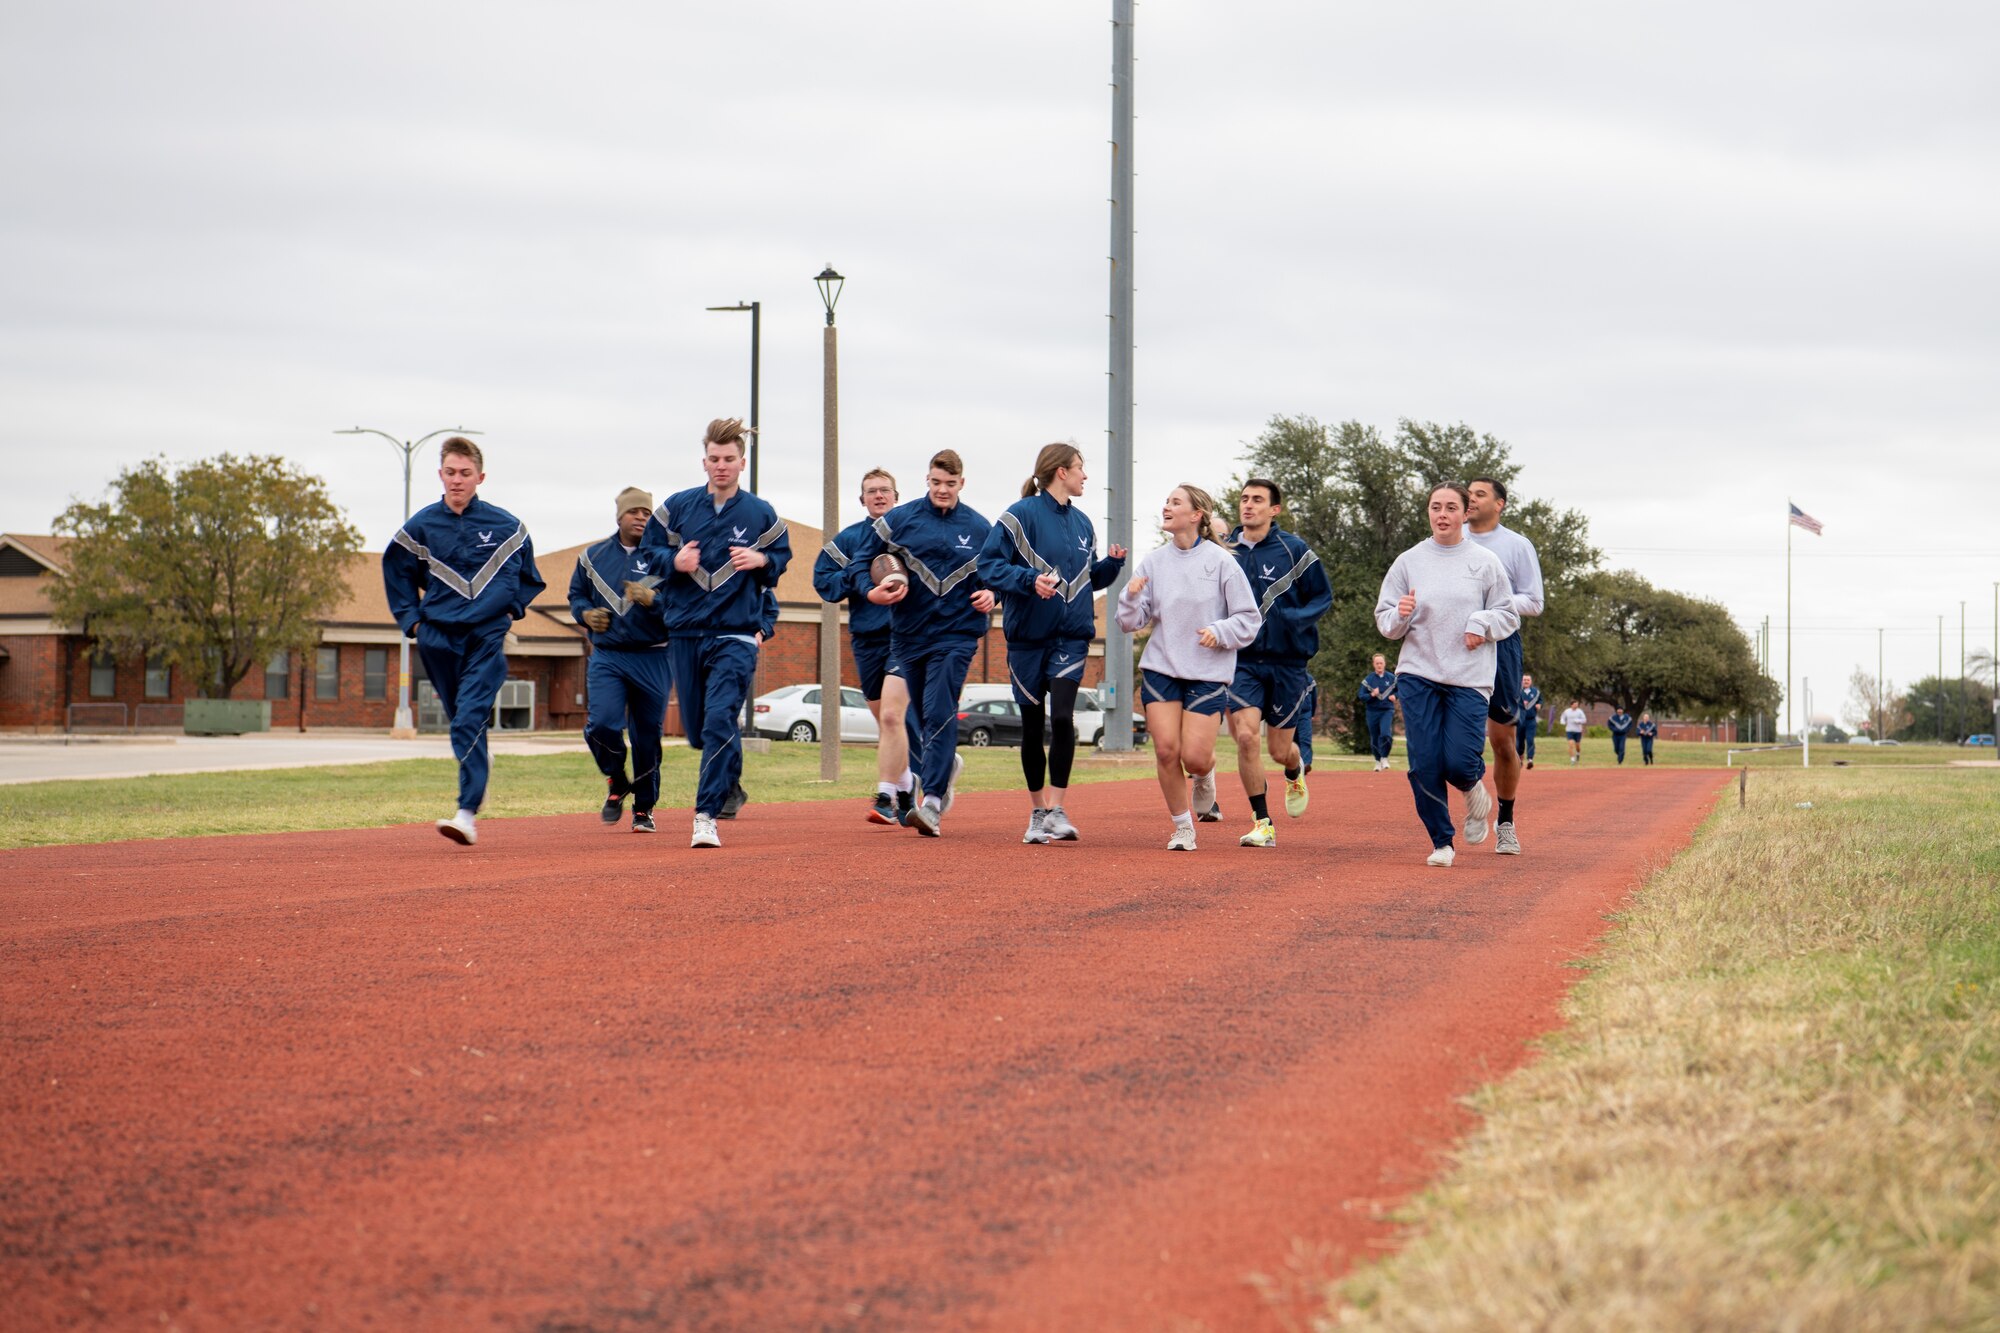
[1366,706,1396,761]
[1396,672,1490,850]
[670,636,758,818]
[891,635,978,802]
[586,648,671,813]
[415,619,510,813]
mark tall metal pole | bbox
[1960,600,1968,743]
[1992,581,1998,731]
[1938,614,1945,744]
[819,296,842,781]
[1785,508,1792,737]
[1876,627,1883,742]
[335,426,477,738]
[1102,0,1137,750]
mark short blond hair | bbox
[860,467,898,496]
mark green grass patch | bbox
[1319,766,2000,1328]
[0,740,1167,849]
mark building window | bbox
[145,654,171,698]
[89,651,116,698]
[315,647,339,700]
[363,648,388,701]
[265,650,290,700]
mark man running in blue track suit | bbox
[853,448,995,838]
[1465,477,1545,857]
[1637,710,1658,764]
[640,417,791,848]
[1518,672,1542,769]
[1608,705,1634,763]
[713,585,780,821]
[570,486,670,835]
[1220,478,1333,848]
[1360,652,1399,770]
[382,436,545,846]
[813,466,914,825]
[978,442,1126,844]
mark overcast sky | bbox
[3,2,1995,726]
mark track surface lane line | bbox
[2,768,1724,1330]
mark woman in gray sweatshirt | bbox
[1374,482,1519,867]
[1116,485,1262,850]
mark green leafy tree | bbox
[1535,569,1777,721]
[1894,676,1996,743]
[51,455,363,696]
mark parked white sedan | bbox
[752,684,879,743]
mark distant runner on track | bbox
[1374,481,1519,868]
[570,486,670,835]
[1608,705,1634,764]
[978,442,1126,845]
[1518,672,1542,769]
[1360,652,1399,771]
[382,436,546,847]
[1637,710,1658,765]
[1115,485,1261,852]
[1561,700,1588,764]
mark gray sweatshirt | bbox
[1464,524,1544,624]
[1115,540,1262,683]
[1374,535,1520,694]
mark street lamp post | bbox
[334,426,480,738]
[816,267,845,782]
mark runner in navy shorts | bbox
[1487,631,1525,726]
[1142,668,1231,716]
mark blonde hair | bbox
[704,418,754,454]
[928,449,964,477]
[439,436,483,470]
[859,467,898,498]
[1174,484,1230,547]
[1021,442,1082,499]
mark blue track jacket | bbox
[567,535,669,650]
[1522,684,1543,719]
[855,497,993,642]
[1228,525,1333,664]
[1359,669,1399,710]
[978,489,1124,646]
[1609,711,1634,735]
[641,486,791,637]
[383,495,544,635]
[813,516,894,638]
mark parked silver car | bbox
[752,684,878,743]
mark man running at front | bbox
[382,436,545,846]
[1465,477,1545,856]
[813,467,912,825]
[855,449,995,837]
[641,418,791,848]
[1220,478,1332,848]
[570,486,670,834]
[1518,672,1542,769]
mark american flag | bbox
[1788,503,1823,536]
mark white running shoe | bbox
[1022,809,1052,844]
[436,809,477,845]
[1042,806,1080,841]
[1495,822,1521,855]
[1463,780,1492,845]
[1189,768,1217,818]
[940,753,964,816]
[690,815,721,848]
[1167,823,1198,852]
[1426,843,1456,868]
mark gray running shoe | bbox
[1042,806,1080,841]
[909,799,942,837]
[1022,809,1052,844]
[1495,821,1521,855]
[1167,823,1197,852]
[940,754,964,816]
[1189,768,1217,819]
[1462,780,1492,845]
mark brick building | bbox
[0,524,1103,735]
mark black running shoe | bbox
[719,782,747,820]
[600,779,627,824]
[894,789,917,826]
[868,792,898,825]
[631,811,656,834]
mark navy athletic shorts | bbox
[1007,638,1090,706]
[1141,669,1230,716]
[1487,633,1525,726]
[1226,659,1316,729]
[850,631,891,701]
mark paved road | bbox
[1,769,1725,1330]
[0,731,589,785]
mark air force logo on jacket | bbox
[978,488,1125,646]
[382,495,545,636]
[854,496,993,642]
[640,486,791,637]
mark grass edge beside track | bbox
[1302,766,2000,1330]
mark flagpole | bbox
[1786,500,1793,738]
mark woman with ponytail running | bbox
[1115,485,1261,851]
[979,442,1127,843]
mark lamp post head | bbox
[815,265,844,326]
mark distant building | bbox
[0,525,1103,734]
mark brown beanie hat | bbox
[616,486,653,515]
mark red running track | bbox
[1,767,1724,1331]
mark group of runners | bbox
[382,427,1551,864]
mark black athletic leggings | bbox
[1019,677,1082,793]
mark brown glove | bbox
[580,607,612,632]
[623,581,657,607]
